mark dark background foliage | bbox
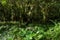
[0,0,60,23]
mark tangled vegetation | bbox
[0,0,60,40]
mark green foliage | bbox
[0,0,60,40]
[0,22,60,40]
[1,0,7,5]
[0,0,60,23]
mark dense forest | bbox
[0,0,60,40]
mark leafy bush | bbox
[0,22,60,40]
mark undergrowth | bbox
[0,21,60,40]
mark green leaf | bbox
[1,0,7,5]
